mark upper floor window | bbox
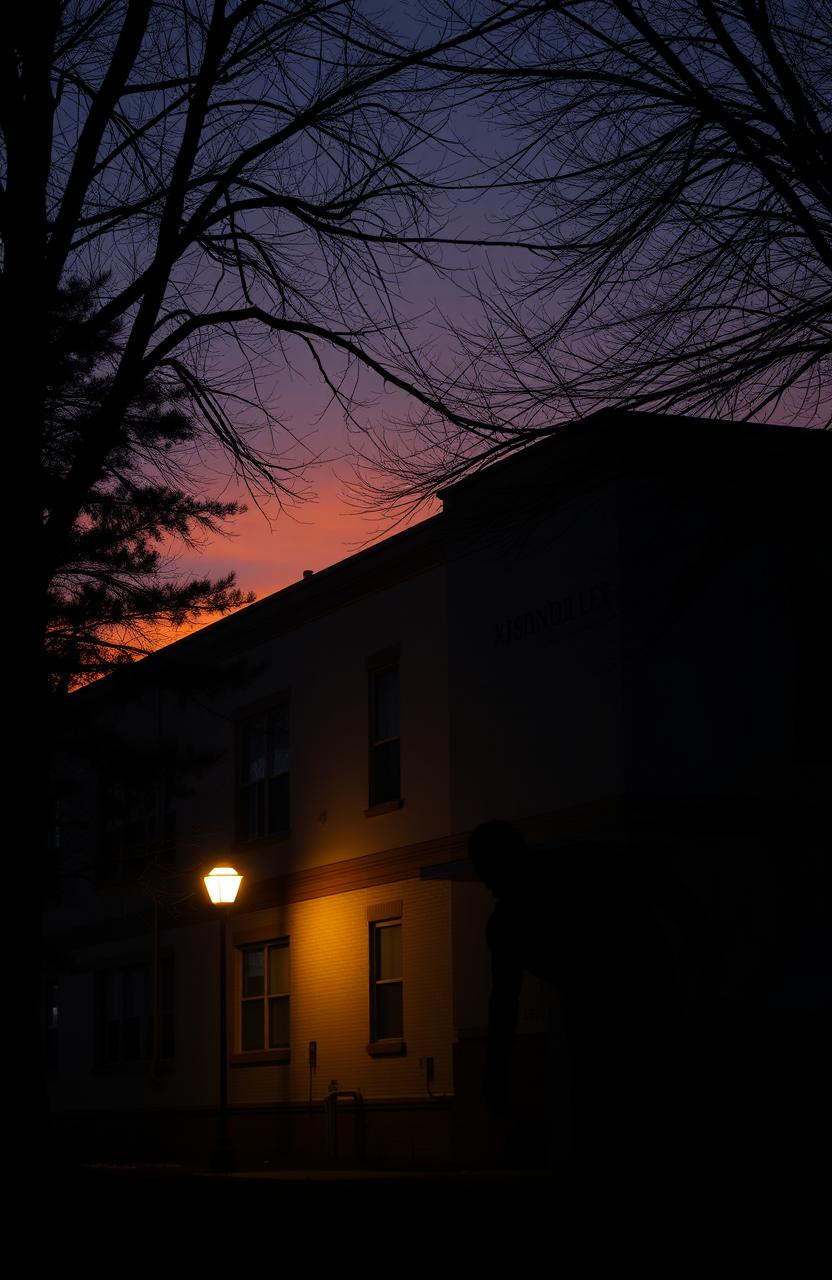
[238,704,290,839]
[98,776,176,880]
[368,655,400,809]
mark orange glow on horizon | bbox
[152,473,438,651]
[69,469,438,681]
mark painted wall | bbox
[445,475,624,833]
[153,562,450,882]
[49,878,453,1115]
[226,877,453,1108]
[617,459,796,800]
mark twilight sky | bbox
[178,454,437,604]
[167,336,450,633]
[33,0,826,678]
[167,158,503,630]
[143,0,829,646]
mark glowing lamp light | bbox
[204,866,242,905]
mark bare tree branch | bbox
[1,0,553,690]
[350,0,831,519]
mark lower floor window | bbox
[240,940,290,1051]
[97,958,174,1064]
[370,918,403,1041]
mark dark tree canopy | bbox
[2,0,537,695]
[45,278,253,691]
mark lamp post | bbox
[203,866,242,1173]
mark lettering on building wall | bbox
[495,582,612,645]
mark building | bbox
[47,411,831,1172]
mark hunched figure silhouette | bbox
[468,819,721,1177]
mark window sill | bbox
[366,1039,407,1058]
[364,799,404,819]
[230,1049,290,1067]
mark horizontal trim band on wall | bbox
[48,792,831,955]
[51,1096,455,1120]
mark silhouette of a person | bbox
[468,819,721,1177]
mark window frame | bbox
[366,648,402,815]
[367,901,405,1057]
[98,774,176,881]
[235,695,291,844]
[232,936,291,1066]
[94,955,174,1071]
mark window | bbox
[239,940,290,1052]
[45,981,59,1074]
[99,776,176,880]
[368,656,400,809]
[369,910,403,1052]
[96,958,174,1066]
[238,704,290,839]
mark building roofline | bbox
[72,510,446,700]
[73,409,827,700]
[437,409,829,504]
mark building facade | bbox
[47,411,830,1171]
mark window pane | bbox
[268,945,289,995]
[266,707,289,776]
[161,958,174,1010]
[373,668,399,741]
[240,782,258,839]
[97,963,169,1065]
[267,773,290,833]
[375,983,403,1040]
[240,708,290,839]
[243,949,265,998]
[161,1012,175,1060]
[376,923,401,980]
[268,996,289,1048]
[242,722,267,784]
[242,1000,264,1051]
[124,966,145,1017]
[104,1020,120,1063]
[123,1015,142,1060]
[372,740,400,805]
[103,971,122,1019]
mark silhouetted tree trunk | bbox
[2,0,539,1170]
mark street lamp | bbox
[204,866,243,905]
[204,866,242,1173]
